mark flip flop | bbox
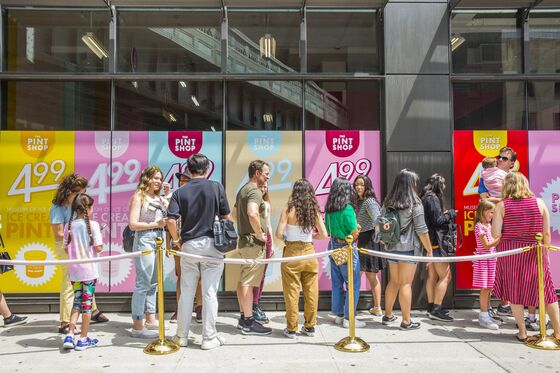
[91,311,109,323]
[58,324,81,335]
[515,335,527,342]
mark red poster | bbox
[454,130,528,289]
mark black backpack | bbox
[376,207,401,245]
[212,182,238,253]
[436,221,462,256]
[122,226,135,253]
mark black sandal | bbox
[515,335,527,342]
[91,311,109,323]
[58,324,81,335]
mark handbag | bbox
[436,220,463,256]
[212,182,238,253]
[328,214,348,266]
[122,226,135,253]
[0,233,14,274]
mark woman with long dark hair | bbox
[382,169,432,330]
[420,174,455,322]
[325,178,363,328]
[353,175,385,317]
[277,179,328,338]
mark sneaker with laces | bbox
[201,335,225,350]
[300,326,315,337]
[382,315,398,325]
[479,317,499,330]
[252,304,269,324]
[131,327,158,339]
[343,319,366,328]
[145,322,169,331]
[195,305,203,324]
[429,306,454,322]
[170,312,177,324]
[524,317,539,332]
[334,315,344,325]
[241,319,272,336]
[237,315,245,330]
[74,337,99,351]
[172,335,188,347]
[400,320,421,330]
[283,328,297,339]
[62,335,75,349]
[3,314,28,328]
[369,307,383,317]
[497,304,512,316]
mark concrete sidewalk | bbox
[1,310,558,372]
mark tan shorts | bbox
[237,240,266,287]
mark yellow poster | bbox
[0,131,75,292]
[224,131,303,291]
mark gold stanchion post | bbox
[334,235,370,353]
[144,237,180,355]
[525,233,560,350]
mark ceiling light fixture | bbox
[82,32,109,59]
[162,108,177,123]
[451,35,466,51]
[210,126,216,132]
[179,81,187,88]
[259,15,276,59]
[263,113,273,123]
[191,95,200,107]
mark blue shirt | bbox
[477,177,488,195]
[49,204,71,225]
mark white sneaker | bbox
[479,317,499,330]
[201,335,225,350]
[130,328,159,339]
[334,316,344,325]
[343,319,366,328]
[145,322,169,331]
[172,335,188,347]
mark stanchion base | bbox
[334,336,370,353]
[144,338,181,355]
[525,335,560,350]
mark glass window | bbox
[6,10,110,72]
[228,11,301,73]
[117,10,222,73]
[529,12,560,73]
[304,80,380,130]
[453,82,525,130]
[115,81,222,131]
[226,81,302,130]
[451,12,522,74]
[306,10,380,73]
[5,81,111,130]
[528,81,560,130]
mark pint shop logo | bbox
[325,131,360,158]
[20,132,55,158]
[168,132,203,159]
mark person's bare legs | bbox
[237,282,253,317]
[364,272,381,309]
[0,292,12,318]
[433,263,451,306]
[511,304,527,339]
[479,289,491,312]
[384,264,399,318]
[545,302,560,339]
[397,262,417,324]
[425,263,436,305]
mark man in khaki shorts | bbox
[234,160,272,335]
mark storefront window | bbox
[306,10,380,73]
[528,81,560,130]
[529,12,560,73]
[115,80,222,131]
[453,81,525,130]
[304,80,380,130]
[117,10,222,73]
[226,81,302,130]
[6,10,110,72]
[228,10,301,73]
[5,81,111,130]
[451,11,522,74]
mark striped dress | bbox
[472,222,497,289]
[493,197,558,306]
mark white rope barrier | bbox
[0,250,151,266]
[172,249,333,265]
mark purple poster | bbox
[529,131,560,288]
[305,131,381,290]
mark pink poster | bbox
[528,131,560,288]
[305,131,381,290]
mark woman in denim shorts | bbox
[381,169,433,331]
[128,166,168,338]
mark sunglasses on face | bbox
[497,156,510,162]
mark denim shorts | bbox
[432,248,443,257]
[387,250,417,265]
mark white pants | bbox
[176,236,224,341]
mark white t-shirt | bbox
[64,219,103,282]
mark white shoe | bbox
[172,335,188,347]
[131,328,159,339]
[343,319,366,328]
[145,322,169,331]
[334,316,344,325]
[479,317,499,330]
[201,335,225,350]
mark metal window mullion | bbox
[221,6,228,74]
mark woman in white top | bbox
[276,179,328,338]
[128,166,168,338]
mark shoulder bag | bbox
[212,182,238,253]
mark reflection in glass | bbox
[307,11,380,73]
[528,81,560,130]
[6,10,110,72]
[305,81,380,130]
[453,82,525,130]
[227,81,302,130]
[5,81,111,130]
[451,12,522,73]
[118,11,222,73]
[228,11,301,73]
[529,13,560,73]
[115,81,222,131]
